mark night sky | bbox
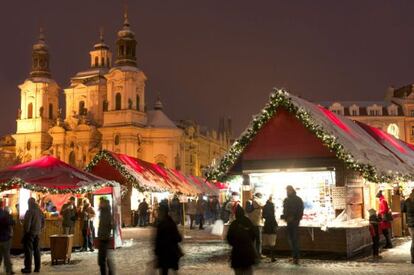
[1,1,414,137]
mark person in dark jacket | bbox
[97,197,114,275]
[368,208,381,260]
[227,205,256,275]
[0,200,14,275]
[155,204,183,275]
[80,200,95,252]
[402,188,414,264]
[21,198,44,274]
[262,195,278,262]
[282,185,304,265]
[138,198,149,227]
[60,196,77,234]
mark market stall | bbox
[0,155,121,249]
[207,89,414,258]
[86,150,219,226]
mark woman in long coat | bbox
[377,191,393,248]
[262,196,278,261]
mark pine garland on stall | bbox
[85,150,168,193]
[206,88,410,183]
[0,177,116,194]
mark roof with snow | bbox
[86,150,219,195]
[207,89,414,183]
[146,99,177,128]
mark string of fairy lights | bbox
[206,88,411,183]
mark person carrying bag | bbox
[262,195,278,262]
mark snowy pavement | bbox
[8,227,414,274]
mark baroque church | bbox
[0,12,231,176]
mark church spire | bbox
[115,7,137,67]
[30,27,51,78]
[90,27,111,68]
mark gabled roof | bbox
[86,150,218,195]
[207,89,414,183]
[146,109,177,128]
[0,156,115,193]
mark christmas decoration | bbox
[206,88,414,183]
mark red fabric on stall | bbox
[242,108,335,160]
[0,155,109,191]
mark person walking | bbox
[402,188,414,264]
[227,205,257,275]
[0,200,14,275]
[154,204,183,275]
[170,196,181,225]
[368,208,381,261]
[377,191,393,248]
[97,197,115,275]
[211,196,220,223]
[61,196,77,234]
[138,198,149,227]
[80,199,95,252]
[262,195,278,262]
[196,194,206,230]
[247,193,264,260]
[282,185,304,265]
[187,199,197,229]
[21,198,44,274]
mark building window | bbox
[94,56,99,67]
[119,45,124,56]
[69,151,76,166]
[115,93,122,110]
[387,123,399,138]
[410,110,414,117]
[411,126,414,136]
[27,103,33,119]
[78,101,85,115]
[351,109,357,116]
[126,46,131,55]
[106,57,110,67]
[114,135,120,145]
[48,103,53,120]
[136,95,140,111]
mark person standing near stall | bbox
[227,205,257,275]
[377,191,393,249]
[138,198,149,227]
[80,199,95,252]
[262,195,278,262]
[21,198,44,274]
[187,198,197,229]
[97,197,114,275]
[0,199,14,275]
[247,193,265,260]
[402,188,414,264]
[61,196,77,234]
[196,194,206,230]
[282,185,304,265]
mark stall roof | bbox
[0,156,116,194]
[207,89,414,183]
[86,150,219,196]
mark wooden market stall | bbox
[0,156,121,249]
[86,150,220,226]
[207,89,414,258]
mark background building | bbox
[0,13,230,174]
[322,85,414,144]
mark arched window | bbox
[119,45,124,56]
[136,95,140,111]
[101,57,105,66]
[387,123,399,138]
[78,101,85,115]
[27,103,33,119]
[114,135,120,145]
[106,57,110,67]
[115,93,122,110]
[48,103,53,120]
[126,46,130,55]
[94,56,99,67]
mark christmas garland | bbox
[85,150,168,193]
[206,88,413,183]
[0,177,117,194]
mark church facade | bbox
[0,13,231,175]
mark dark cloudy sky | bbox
[1,1,414,137]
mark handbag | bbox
[262,233,277,247]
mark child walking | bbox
[368,208,381,260]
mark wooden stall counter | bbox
[12,216,82,250]
[273,225,371,258]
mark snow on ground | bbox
[7,228,414,275]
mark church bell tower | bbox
[13,28,60,162]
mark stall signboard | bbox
[332,187,346,210]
